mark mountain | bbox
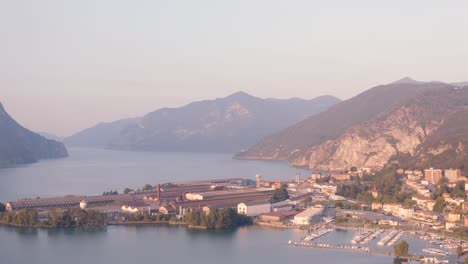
[105,92,341,153]
[38,132,64,142]
[391,77,425,85]
[64,118,138,148]
[451,81,468,87]
[236,81,468,174]
[0,103,68,166]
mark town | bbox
[1,166,468,263]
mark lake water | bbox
[0,148,412,263]
[0,225,393,264]
[0,148,312,202]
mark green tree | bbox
[142,184,153,191]
[123,188,134,194]
[458,245,463,256]
[433,197,446,213]
[271,188,289,203]
[394,240,409,257]
[350,166,358,172]
[0,202,5,212]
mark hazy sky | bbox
[1,1,468,136]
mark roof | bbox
[261,210,298,218]
[240,200,270,206]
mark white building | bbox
[237,200,271,217]
[293,206,324,225]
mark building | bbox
[445,221,459,230]
[378,219,399,226]
[330,173,350,181]
[424,168,443,184]
[412,195,436,211]
[447,212,461,222]
[313,182,337,195]
[271,200,296,212]
[382,203,400,215]
[395,206,414,219]
[407,174,422,181]
[445,169,462,183]
[371,203,383,211]
[310,173,322,180]
[259,210,298,222]
[292,206,324,225]
[237,200,271,217]
[185,188,274,201]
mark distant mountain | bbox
[104,92,341,153]
[38,132,64,142]
[451,81,468,87]
[64,118,138,148]
[236,81,440,161]
[236,81,468,174]
[0,103,68,166]
[391,77,425,85]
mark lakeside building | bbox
[412,195,436,211]
[292,206,324,225]
[237,200,271,217]
[259,210,298,222]
[271,200,296,212]
[424,168,443,184]
[184,188,274,201]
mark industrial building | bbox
[292,206,324,225]
[237,200,271,216]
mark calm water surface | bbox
[0,148,407,263]
[0,148,312,202]
[0,225,393,264]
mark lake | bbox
[0,148,403,263]
[0,148,312,202]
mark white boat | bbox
[422,248,449,256]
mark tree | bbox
[142,184,153,191]
[123,188,134,194]
[350,166,358,173]
[0,202,5,212]
[394,240,409,257]
[433,197,446,213]
[271,188,289,203]
[458,245,463,256]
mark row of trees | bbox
[184,208,252,229]
[102,190,118,196]
[47,208,106,227]
[0,209,38,226]
[123,212,173,222]
[123,183,154,194]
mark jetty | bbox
[288,241,422,261]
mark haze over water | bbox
[0,148,311,202]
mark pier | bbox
[288,241,422,261]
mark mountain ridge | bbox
[65,92,341,152]
[236,81,468,174]
[0,102,68,166]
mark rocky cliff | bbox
[0,103,68,166]
[238,80,468,173]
